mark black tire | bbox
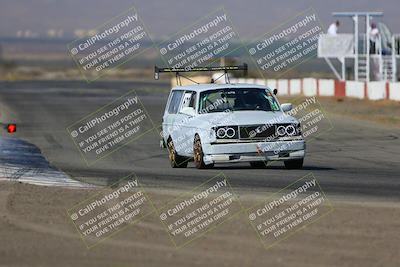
[167,138,188,168]
[284,159,304,169]
[193,135,214,169]
[249,161,268,168]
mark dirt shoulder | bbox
[0,182,398,267]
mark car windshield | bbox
[198,88,280,113]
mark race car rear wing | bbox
[154,64,248,85]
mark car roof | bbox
[171,83,271,92]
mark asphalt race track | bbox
[1,80,399,200]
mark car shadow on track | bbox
[205,165,335,171]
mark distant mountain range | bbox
[1,0,399,39]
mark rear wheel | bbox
[284,159,304,169]
[249,161,268,168]
[193,135,214,169]
[167,138,188,168]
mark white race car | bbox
[157,65,305,169]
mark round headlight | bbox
[285,125,296,136]
[226,127,236,138]
[216,128,226,138]
[277,126,286,136]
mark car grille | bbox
[239,125,276,139]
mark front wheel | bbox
[193,135,214,169]
[284,159,304,169]
[167,138,188,168]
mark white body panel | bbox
[162,83,306,164]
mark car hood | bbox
[194,110,299,128]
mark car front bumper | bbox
[202,140,305,164]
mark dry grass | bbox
[280,96,400,127]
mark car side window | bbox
[168,90,183,114]
[181,92,192,108]
[181,91,197,110]
[188,92,197,109]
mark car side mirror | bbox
[180,107,196,117]
[281,103,293,112]
[273,88,278,95]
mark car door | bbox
[174,91,197,156]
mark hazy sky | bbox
[0,0,398,40]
